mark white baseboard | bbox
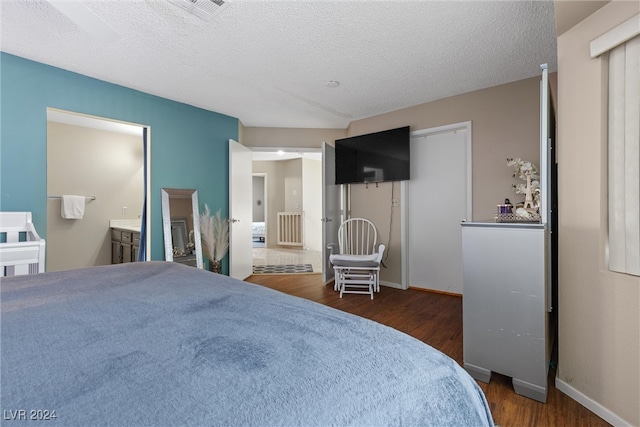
[380,280,402,289]
[555,377,632,426]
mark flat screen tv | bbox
[335,126,410,185]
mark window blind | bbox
[608,35,640,276]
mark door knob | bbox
[229,218,240,223]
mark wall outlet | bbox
[122,207,128,214]
[392,199,399,207]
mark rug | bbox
[252,264,313,274]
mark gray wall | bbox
[252,175,265,222]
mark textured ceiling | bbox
[1,0,557,129]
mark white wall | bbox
[252,175,265,222]
[302,157,322,251]
[253,157,322,250]
[47,122,143,271]
[283,159,302,212]
[252,160,284,246]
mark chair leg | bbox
[333,267,378,299]
[369,271,374,299]
[335,267,345,298]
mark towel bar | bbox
[47,195,96,200]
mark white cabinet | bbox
[461,222,552,403]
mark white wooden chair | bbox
[328,218,385,299]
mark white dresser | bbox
[461,221,552,403]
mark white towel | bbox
[61,195,85,219]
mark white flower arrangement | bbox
[199,204,229,263]
[507,157,540,199]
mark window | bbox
[592,15,640,276]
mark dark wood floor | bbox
[245,273,610,427]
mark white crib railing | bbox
[0,212,46,276]
[277,212,304,247]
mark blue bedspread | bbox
[1,262,493,426]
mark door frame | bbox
[400,121,472,290]
[46,108,151,268]
[322,142,346,283]
[249,146,324,273]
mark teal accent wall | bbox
[0,53,237,268]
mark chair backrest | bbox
[337,218,378,256]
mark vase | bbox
[208,259,221,274]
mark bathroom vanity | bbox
[111,224,140,264]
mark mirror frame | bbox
[161,188,203,269]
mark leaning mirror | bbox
[161,188,203,269]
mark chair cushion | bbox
[329,253,380,267]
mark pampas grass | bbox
[200,204,229,262]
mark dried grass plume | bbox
[199,204,229,262]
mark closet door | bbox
[408,123,471,294]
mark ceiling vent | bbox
[168,0,230,20]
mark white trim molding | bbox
[380,280,403,290]
[400,180,409,290]
[590,13,640,58]
[555,378,633,426]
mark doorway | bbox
[46,109,150,271]
[250,149,323,274]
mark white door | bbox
[229,139,253,280]
[322,142,342,283]
[408,123,471,294]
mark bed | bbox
[1,262,493,426]
[252,221,265,241]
